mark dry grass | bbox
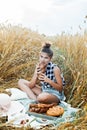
[53,33,87,108]
[57,111,87,130]
[0,24,87,129]
[0,24,49,90]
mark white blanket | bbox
[6,88,29,100]
[5,88,80,128]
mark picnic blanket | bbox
[5,88,80,128]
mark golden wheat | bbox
[0,24,87,130]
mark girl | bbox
[18,43,65,104]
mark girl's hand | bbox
[37,66,41,73]
[38,72,44,81]
[36,63,45,74]
[38,73,48,82]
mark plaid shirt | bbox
[41,62,65,89]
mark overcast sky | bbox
[0,0,87,36]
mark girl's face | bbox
[39,52,51,68]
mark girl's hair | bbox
[41,43,53,58]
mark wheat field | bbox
[0,24,87,130]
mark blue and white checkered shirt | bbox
[41,62,65,89]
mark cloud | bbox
[0,0,87,35]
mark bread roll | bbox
[46,106,64,116]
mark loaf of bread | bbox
[46,106,64,116]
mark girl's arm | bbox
[49,66,63,91]
[29,65,39,88]
[29,63,45,88]
[38,66,63,92]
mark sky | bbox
[0,0,87,36]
